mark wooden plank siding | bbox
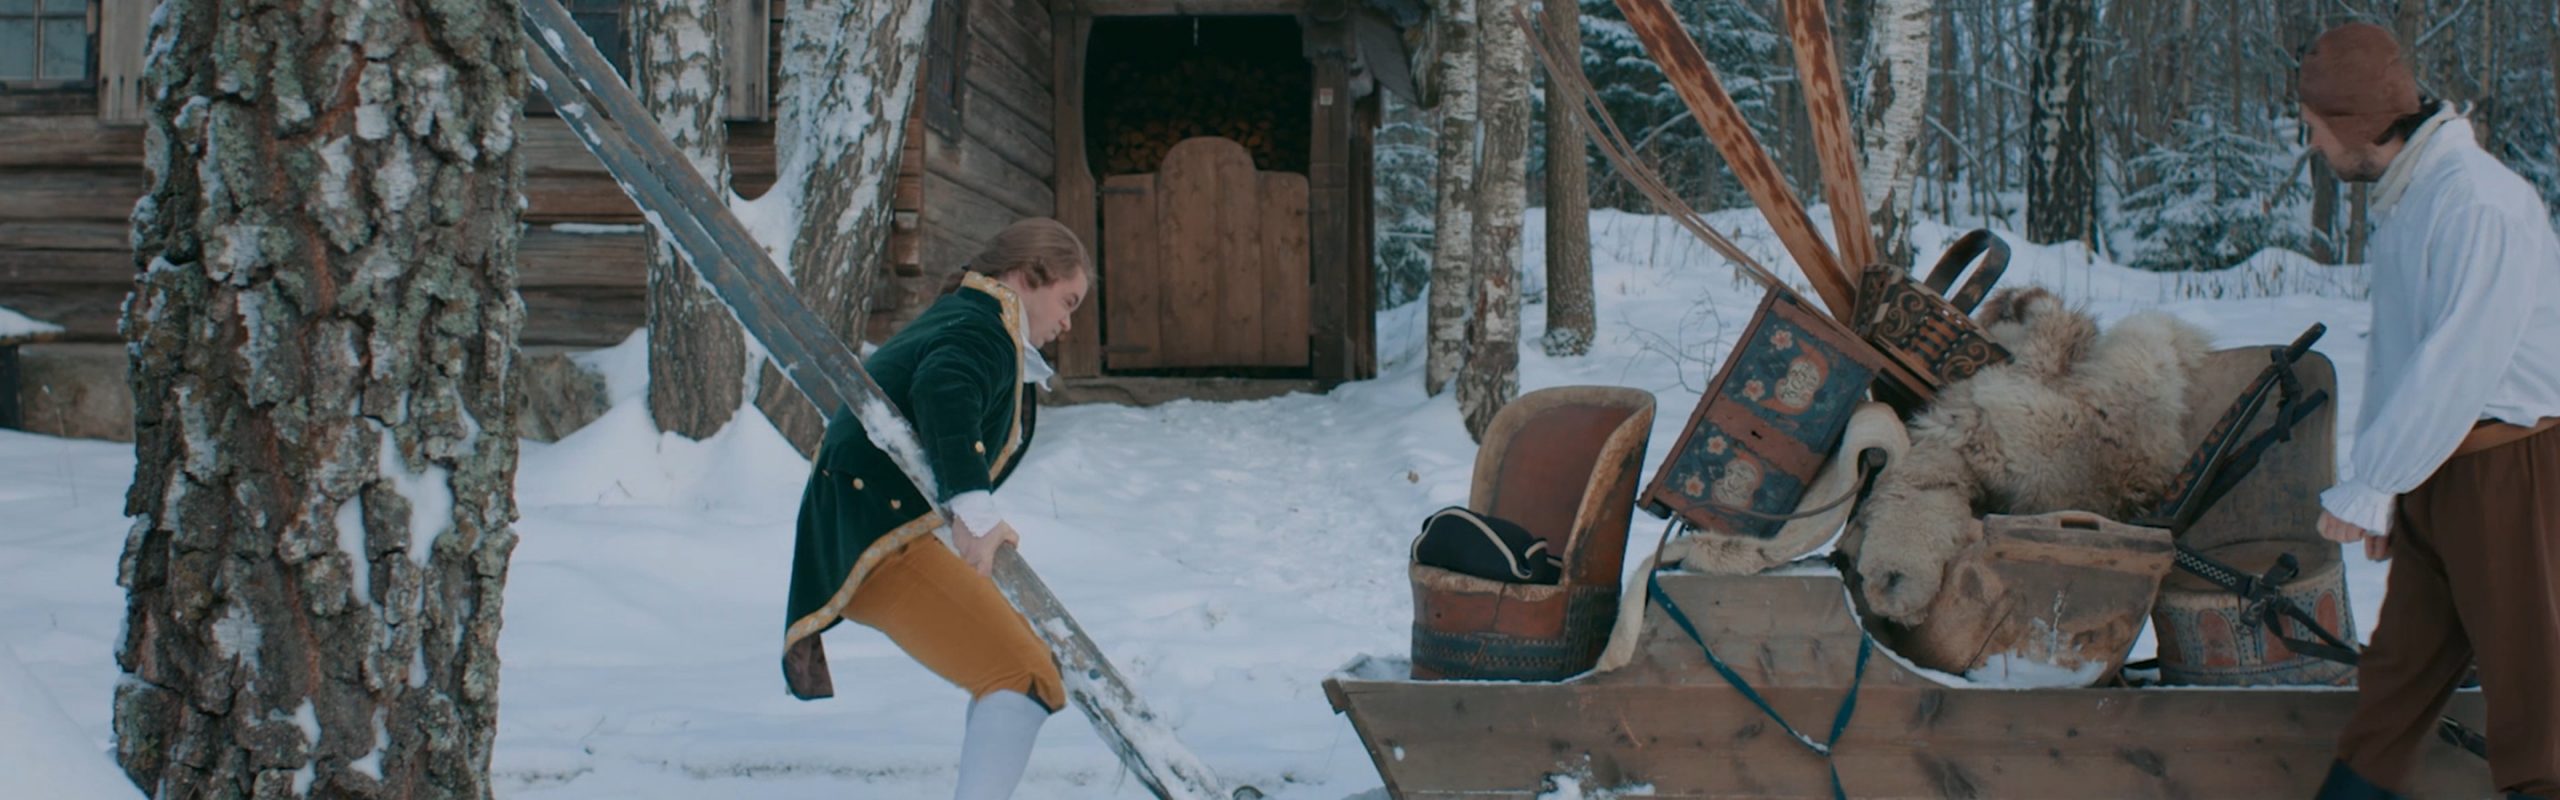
[0,115,777,344]
[880,0,1060,339]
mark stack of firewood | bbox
[1095,58,1309,176]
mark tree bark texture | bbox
[630,0,748,440]
[1461,0,1529,441]
[2025,0,2094,247]
[2311,158,2340,264]
[751,0,934,453]
[115,0,526,795]
[1859,0,1932,270]
[1539,0,1594,358]
[1423,0,1478,397]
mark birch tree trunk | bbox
[2550,0,2557,171]
[631,0,748,440]
[1539,0,1595,357]
[1423,0,1479,396]
[750,0,936,452]
[115,0,525,794]
[1859,0,1934,270]
[1461,0,1530,440]
[2025,0,2095,247]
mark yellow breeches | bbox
[842,536,1066,713]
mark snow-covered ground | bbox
[0,210,2383,798]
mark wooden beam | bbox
[0,171,148,223]
[1053,12,1102,380]
[1306,48,1354,383]
[0,117,147,169]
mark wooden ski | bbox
[1608,0,1858,321]
[517,3,1256,798]
[1782,0,1878,278]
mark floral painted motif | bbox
[1742,380,1766,401]
[1771,330,1794,350]
[1706,436,1729,455]
[1682,474,1707,499]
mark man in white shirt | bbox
[2296,23,2560,800]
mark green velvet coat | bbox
[782,273,1036,700]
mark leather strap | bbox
[2454,417,2560,459]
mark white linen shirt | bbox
[2319,111,2560,533]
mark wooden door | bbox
[1102,137,1310,371]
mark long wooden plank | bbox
[1100,175,1161,369]
[1158,140,1225,367]
[518,5,1246,799]
[1782,0,1875,278]
[0,117,147,169]
[0,220,129,251]
[1608,0,1856,320]
[0,172,147,223]
[1213,146,1263,365]
[1259,173,1309,368]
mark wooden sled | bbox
[1325,569,2491,799]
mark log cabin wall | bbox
[0,0,787,348]
[868,0,1062,343]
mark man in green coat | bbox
[781,218,1090,800]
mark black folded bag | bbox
[1411,506,1565,584]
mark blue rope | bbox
[1647,570,1870,799]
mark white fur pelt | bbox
[1842,287,2214,625]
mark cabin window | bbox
[568,0,631,76]
[0,0,92,85]
[921,0,966,139]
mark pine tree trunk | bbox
[631,0,748,440]
[115,0,525,794]
[1461,0,1530,441]
[751,0,935,452]
[1423,0,1479,396]
[2025,0,2095,246]
[1860,0,1934,269]
[1539,0,1595,358]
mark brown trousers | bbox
[843,536,1066,713]
[2336,425,2560,797]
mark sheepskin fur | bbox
[1843,287,2214,625]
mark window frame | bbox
[0,0,102,115]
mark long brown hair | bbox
[940,218,1091,296]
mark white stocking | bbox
[953,690,1047,800]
